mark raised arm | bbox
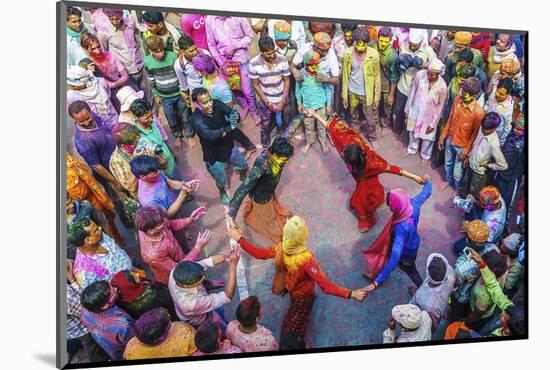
[228,159,265,218]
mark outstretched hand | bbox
[195,229,212,250]
[190,206,207,221]
[351,288,368,301]
[227,218,243,241]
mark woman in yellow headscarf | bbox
[228,216,367,350]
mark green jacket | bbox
[479,266,513,311]
[341,46,381,106]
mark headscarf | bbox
[67,66,110,108]
[479,186,500,205]
[500,58,521,75]
[454,31,473,45]
[408,29,424,45]
[392,304,422,330]
[426,253,449,285]
[501,233,523,254]
[462,220,490,243]
[110,270,145,303]
[313,32,332,50]
[388,189,414,224]
[427,58,445,73]
[274,20,292,41]
[303,51,321,65]
[282,216,308,256]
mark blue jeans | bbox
[444,137,465,189]
[161,95,193,138]
[205,147,248,188]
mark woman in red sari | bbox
[306,110,425,232]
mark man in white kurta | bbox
[404,58,448,163]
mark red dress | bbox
[327,115,402,229]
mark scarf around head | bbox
[67,66,110,107]
[388,189,414,224]
[493,44,517,63]
[110,271,145,303]
[282,216,308,256]
[426,253,450,285]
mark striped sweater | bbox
[144,51,180,98]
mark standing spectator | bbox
[226,296,279,352]
[67,66,119,130]
[192,322,242,356]
[144,36,191,149]
[484,78,514,145]
[142,11,182,53]
[487,34,519,81]
[123,308,197,360]
[437,77,485,195]
[341,27,381,142]
[443,31,483,83]
[403,59,448,165]
[180,13,209,53]
[67,7,89,66]
[81,33,133,112]
[205,16,261,124]
[295,51,332,155]
[80,280,135,360]
[370,26,400,130]
[382,304,432,343]
[250,36,291,148]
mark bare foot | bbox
[438,181,451,191]
[251,112,262,125]
[174,137,183,149]
[402,151,415,158]
[187,136,198,149]
[301,143,312,156]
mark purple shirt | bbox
[205,16,255,66]
[137,172,177,211]
[180,14,208,51]
[81,306,135,360]
[75,120,116,169]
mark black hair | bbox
[506,305,524,335]
[236,296,261,328]
[343,144,366,178]
[67,6,82,20]
[428,256,447,282]
[194,322,220,353]
[172,261,205,286]
[81,280,111,313]
[178,35,195,51]
[341,24,358,34]
[68,100,91,118]
[484,250,508,278]
[259,36,276,52]
[497,78,514,93]
[191,87,210,103]
[129,98,152,118]
[129,155,160,177]
[269,137,294,158]
[142,11,164,24]
[67,216,92,248]
[457,48,474,63]
[481,111,501,130]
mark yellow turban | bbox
[462,220,490,243]
[501,58,520,74]
[282,216,309,256]
[454,31,473,45]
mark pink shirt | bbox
[180,14,208,51]
[226,321,279,352]
[192,339,242,356]
[139,218,200,284]
[205,16,255,66]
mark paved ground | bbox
[122,111,468,348]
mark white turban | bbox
[392,304,422,330]
[67,66,93,87]
[408,29,424,45]
[428,58,445,74]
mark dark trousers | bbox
[161,95,193,138]
[232,128,255,151]
[68,333,109,363]
[391,89,408,135]
[398,257,423,288]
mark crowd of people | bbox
[65,6,526,364]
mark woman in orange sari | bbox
[305,110,425,232]
[67,153,123,244]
